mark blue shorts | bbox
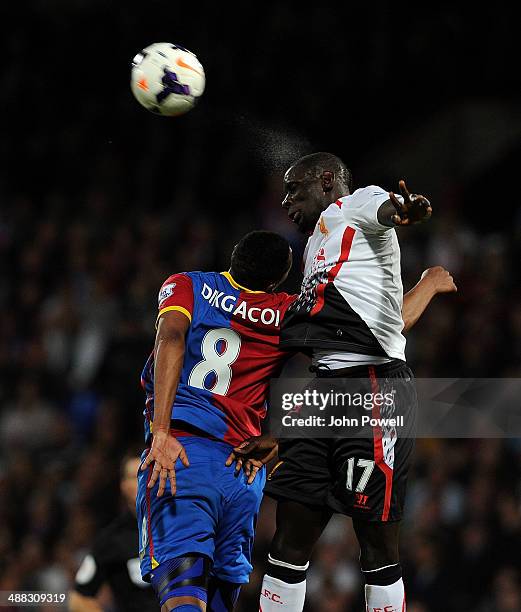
[137,436,265,584]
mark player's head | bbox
[282,152,353,233]
[120,454,140,512]
[230,230,292,292]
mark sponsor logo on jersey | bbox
[354,492,370,509]
[319,216,329,235]
[158,283,176,306]
[201,283,281,327]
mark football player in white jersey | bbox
[232,153,454,612]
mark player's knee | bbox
[151,555,210,610]
[356,524,400,570]
[270,527,313,566]
[360,539,399,569]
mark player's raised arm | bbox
[141,310,190,497]
[377,179,433,227]
[402,266,457,332]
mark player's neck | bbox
[330,186,350,202]
[319,187,350,212]
[226,270,264,293]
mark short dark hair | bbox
[230,230,291,291]
[293,152,353,192]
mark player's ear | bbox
[321,171,334,193]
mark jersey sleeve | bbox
[157,273,194,323]
[343,185,399,233]
[73,552,105,597]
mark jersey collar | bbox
[221,271,265,293]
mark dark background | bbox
[1,1,521,610]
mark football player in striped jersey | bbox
[233,153,455,612]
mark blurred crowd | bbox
[1,1,521,611]
[1,172,521,612]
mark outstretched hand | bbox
[141,431,189,497]
[225,435,279,485]
[389,180,432,226]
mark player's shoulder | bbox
[160,271,193,291]
[158,272,195,307]
[161,270,197,284]
[178,270,224,286]
[189,271,237,296]
[345,185,388,206]
[160,270,223,292]
[338,185,392,233]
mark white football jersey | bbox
[280,186,405,362]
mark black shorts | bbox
[264,360,417,522]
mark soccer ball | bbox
[130,42,205,116]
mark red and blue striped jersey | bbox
[141,271,296,446]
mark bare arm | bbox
[141,310,190,496]
[68,591,103,612]
[402,266,457,332]
[152,310,189,433]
